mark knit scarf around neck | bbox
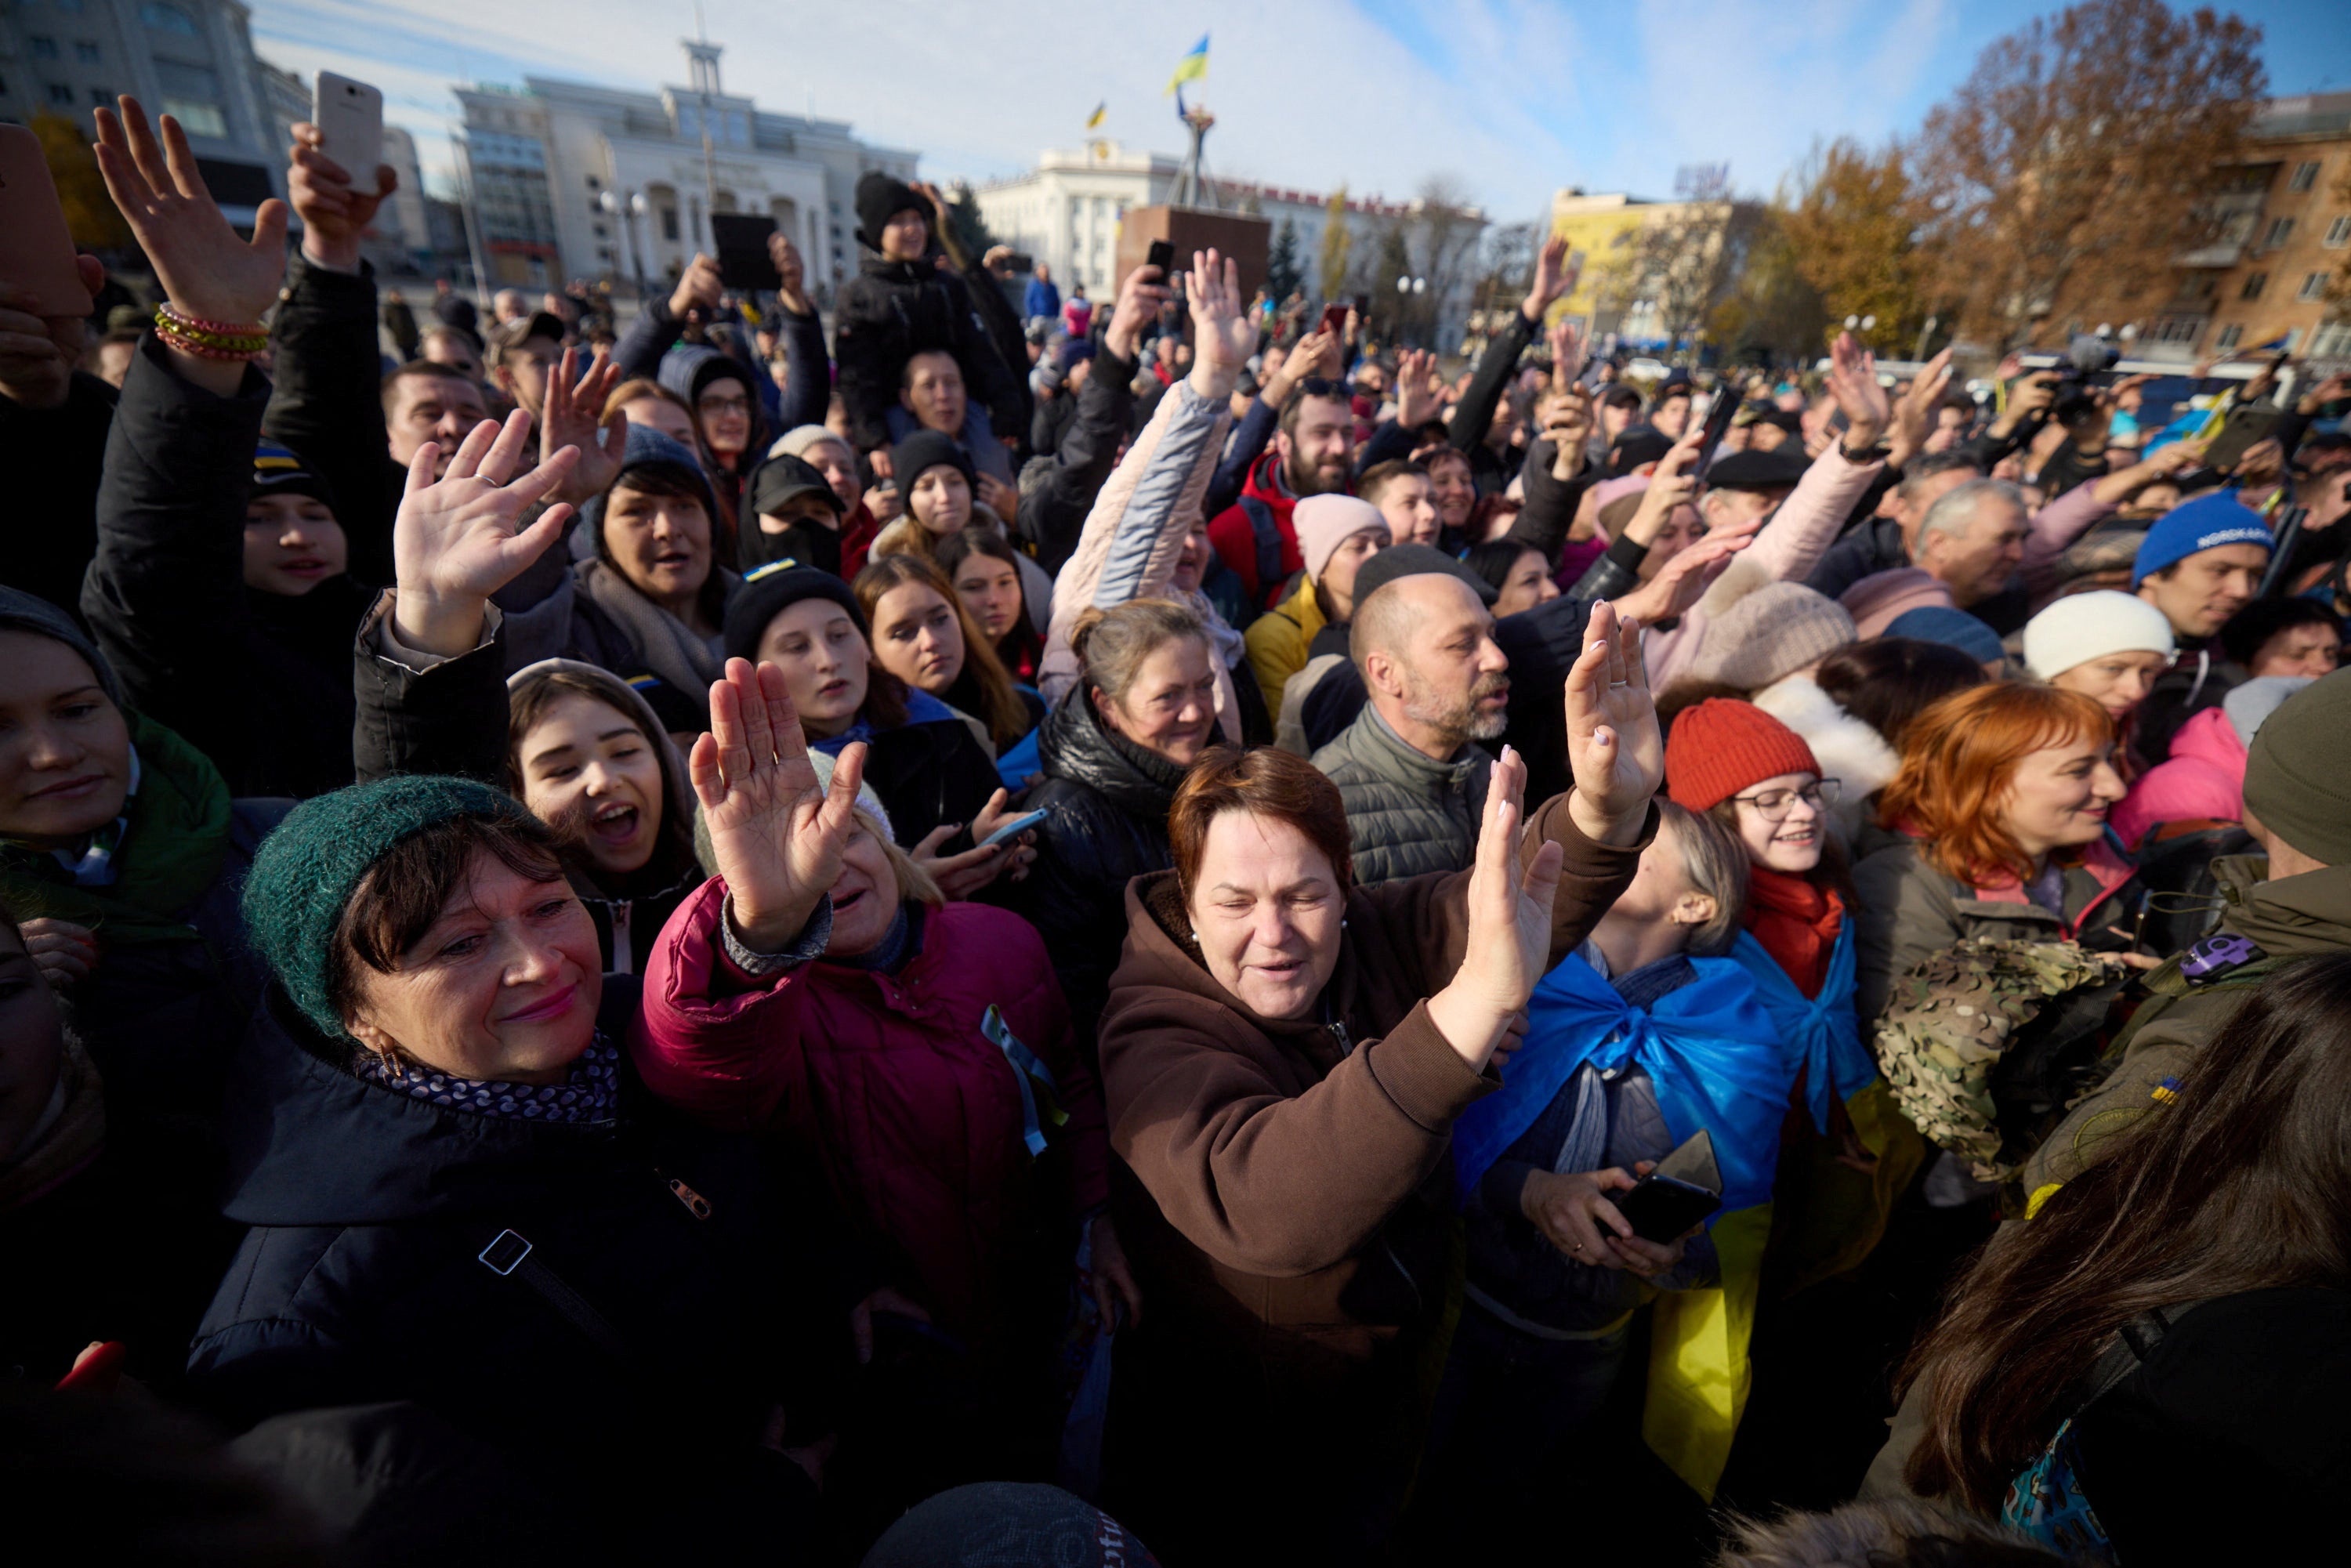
[0,712,232,947]
[1743,868,1843,1001]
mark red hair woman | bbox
[1852,684,2148,1025]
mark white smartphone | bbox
[312,71,384,181]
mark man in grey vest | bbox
[1312,557,1509,886]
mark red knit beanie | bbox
[1665,699,1822,812]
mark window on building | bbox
[139,2,199,35]
[154,58,227,138]
[2262,216,2296,251]
[2313,320,2351,358]
[2290,161,2321,193]
[2302,273,2329,302]
[2215,323,2244,350]
[2328,215,2351,249]
[46,81,74,105]
[30,37,59,59]
[660,207,679,242]
[2241,272,2268,300]
[89,86,111,106]
[585,175,600,190]
[74,41,100,63]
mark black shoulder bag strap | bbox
[479,1229,635,1366]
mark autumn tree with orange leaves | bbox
[1910,0,2265,350]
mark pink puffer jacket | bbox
[632,878,1110,1342]
[2110,704,2245,849]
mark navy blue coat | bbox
[190,979,849,1553]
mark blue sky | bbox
[248,0,2351,224]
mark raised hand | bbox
[92,97,285,333]
[2296,373,2350,417]
[286,120,394,271]
[1522,234,1572,324]
[392,410,578,656]
[0,259,105,410]
[1548,316,1582,390]
[1621,423,1708,545]
[1824,330,1890,451]
[1104,259,1171,364]
[1540,388,1594,477]
[1185,249,1255,397]
[668,254,723,320]
[694,659,869,951]
[1393,348,1440,428]
[1609,525,1756,626]
[540,346,628,504]
[767,232,810,315]
[1427,744,1566,1070]
[1886,346,1954,469]
[1563,600,1661,846]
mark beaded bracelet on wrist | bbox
[154,320,264,361]
[154,304,269,355]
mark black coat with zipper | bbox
[189,980,847,1558]
[1013,688,1186,1039]
[832,256,1025,454]
[82,333,368,800]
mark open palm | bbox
[396,411,578,605]
[540,346,629,504]
[92,98,285,326]
[693,660,868,948]
[1186,249,1255,375]
[1563,601,1662,842]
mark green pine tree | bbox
[1268,218,1302,302]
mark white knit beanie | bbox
[2021,590,2176,680]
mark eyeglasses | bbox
[1726,779,1841,821]
[1292,377,1348,400]
[699,395,752,418]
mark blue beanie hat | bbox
[1886,606,2006,667]
[579,425,720,547]
[2131,493,2272,588]
[242,776,535,1043]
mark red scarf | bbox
[1744,867,1844,1000]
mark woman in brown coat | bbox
[1095,603,1664,1565]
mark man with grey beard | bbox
[1311,560,1510,887]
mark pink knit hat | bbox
[1840,567,1955,640]
[1292,494,1389,581]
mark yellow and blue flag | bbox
[1085,100,1107,129]
[1164,34,1208,95]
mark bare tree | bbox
[1908,0,2265,350]
[1603,199,1768,353]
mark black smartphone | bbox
[709,213,781,292]
[1614,1172,1722,1244]
[1694,379,1742,470]
[1144,239,1175,277]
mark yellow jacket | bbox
[1244,576,1325,715]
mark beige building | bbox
[2114,93,2351,367]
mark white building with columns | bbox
[972,139,1443,299]
[455,40,917,295]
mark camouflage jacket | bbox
[1873,937,2128,1182]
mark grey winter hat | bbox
[0,585,122,704]
[2223,675,2313,751]
[1687,581,1857,693]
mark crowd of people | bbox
[3,94,2350,1565]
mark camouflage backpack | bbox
[1874,939,2132,1182]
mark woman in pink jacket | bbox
[2111,676,2313,847]
[632,660,1140,1449]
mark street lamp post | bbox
[600,188,651,302]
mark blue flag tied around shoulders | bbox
[1452,951,1795,1214]
[1727,925,1876,1137]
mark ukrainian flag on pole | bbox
[1165,34,1209,95]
